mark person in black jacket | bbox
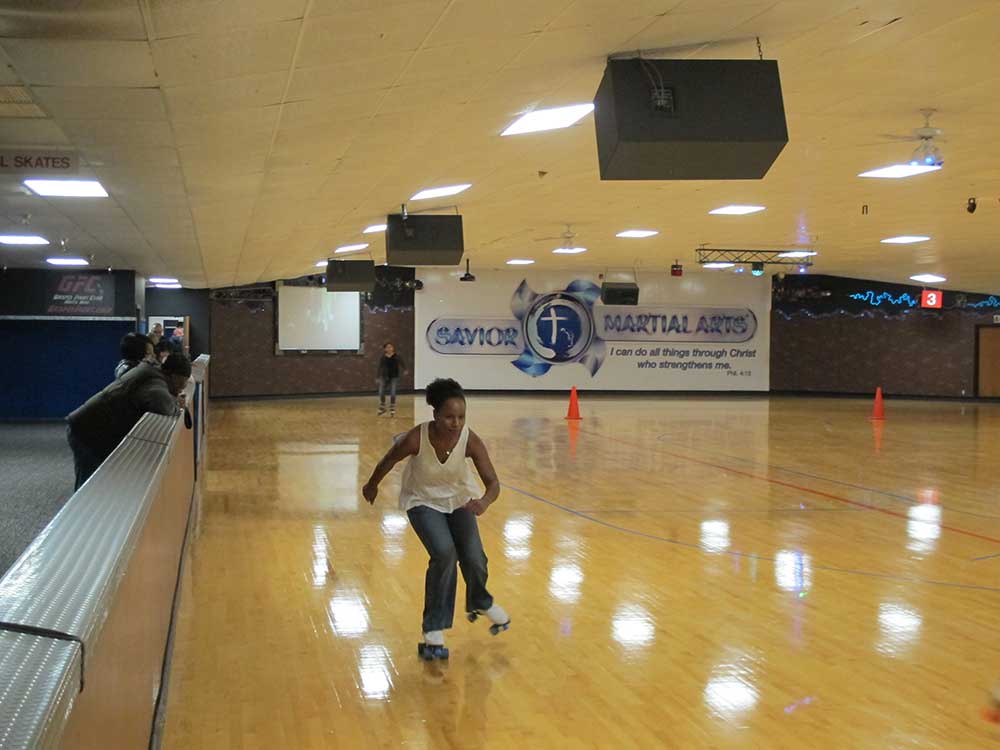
[114,332,154,379]
[376,342,405,417]
[66,354,191,489]
[154,339,171,364]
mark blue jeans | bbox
[407,505,493,633]
[377,377,398,407]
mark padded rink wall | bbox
[0,355,209,750]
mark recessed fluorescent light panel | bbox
[155,283,182,289]
[881,235,930,245]
[315,261,329,268]
[506,259,534,265]
[702,262,735,269]
[910,274,946,283]
[616,230,659,238]
[149,277,178,284]
[363,224,387,234]
[501,103,595,136]
[858,164,942,179]
[24,179,108,197]
[335,243,369,254]
[777,251,817,258]
[552,247,587,254]
[0,235,48,245]
[410,184,471,201]
[709,205,765,215]
[46,257,88,266]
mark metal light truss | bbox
[695,248,814,266]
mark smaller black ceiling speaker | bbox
[601,281,639,305]
[386,213,464,266]
[459,258,476,282]
[326,260,376,293]
[593,58,788,180]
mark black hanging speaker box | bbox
[601,282,639,306]
[593,58,788,180]
[386,214,464,265]
[326,260,376,292]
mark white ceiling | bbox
[0,0,999,291]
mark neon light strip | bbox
[848,291,919,307]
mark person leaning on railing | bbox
[114,332,155,380]
[65,354,192,490]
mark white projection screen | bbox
[277,283,362,351]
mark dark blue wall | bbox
[0,319,133,419]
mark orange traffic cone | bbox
[565,387,582,420]
[870,387,885,421]
[871,419,884,455]
[567,419,580,458]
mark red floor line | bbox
[574,426,1000,547]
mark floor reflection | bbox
[704,652,760,719]
[357,644,394,701]
[774,549,812,594]
[612,603,655,649]
[502,514,533,561]
[907,504,941,555]
[328,592,370,637]
[549,560,584,604]
[700,519,730,553]
[876,602,922,657]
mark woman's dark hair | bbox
[426,378,465,410]
[162,353,192,378]
[120,332,150,361]
[383,341,394,348]
[154,340,171,356]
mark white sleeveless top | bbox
[399,422,481,513]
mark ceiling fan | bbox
[877,108,945,143]
[535,225,589,254]
[867,108,945,165]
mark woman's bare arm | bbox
[465,430,499,515]
[363,427,419,504]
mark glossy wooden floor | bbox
[162,394,1000,749]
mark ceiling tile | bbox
[288,54,411,100]
[151,21,300,87]
[0,118,70,145]
[0,1,147,40]
[60,119,174,148]
[425,0,563,46]
[171,107,280,149]
[164,72,288,118]
[32,86,167,121]
[148,0,308,38]
[297,3,445,67]
[1,39,156,86]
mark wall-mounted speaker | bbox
[601,282,639,305]
[326,260,376,293]
[594,58,788,180]
[385,214,464,265]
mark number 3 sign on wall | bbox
[921,289,943,309]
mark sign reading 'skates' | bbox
[0,150,78,174]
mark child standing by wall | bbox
[376,342,405,416]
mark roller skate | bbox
[377,405,387,417]
[417,631,449,661]
[467,604,510,636]
[390,407,396,418]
